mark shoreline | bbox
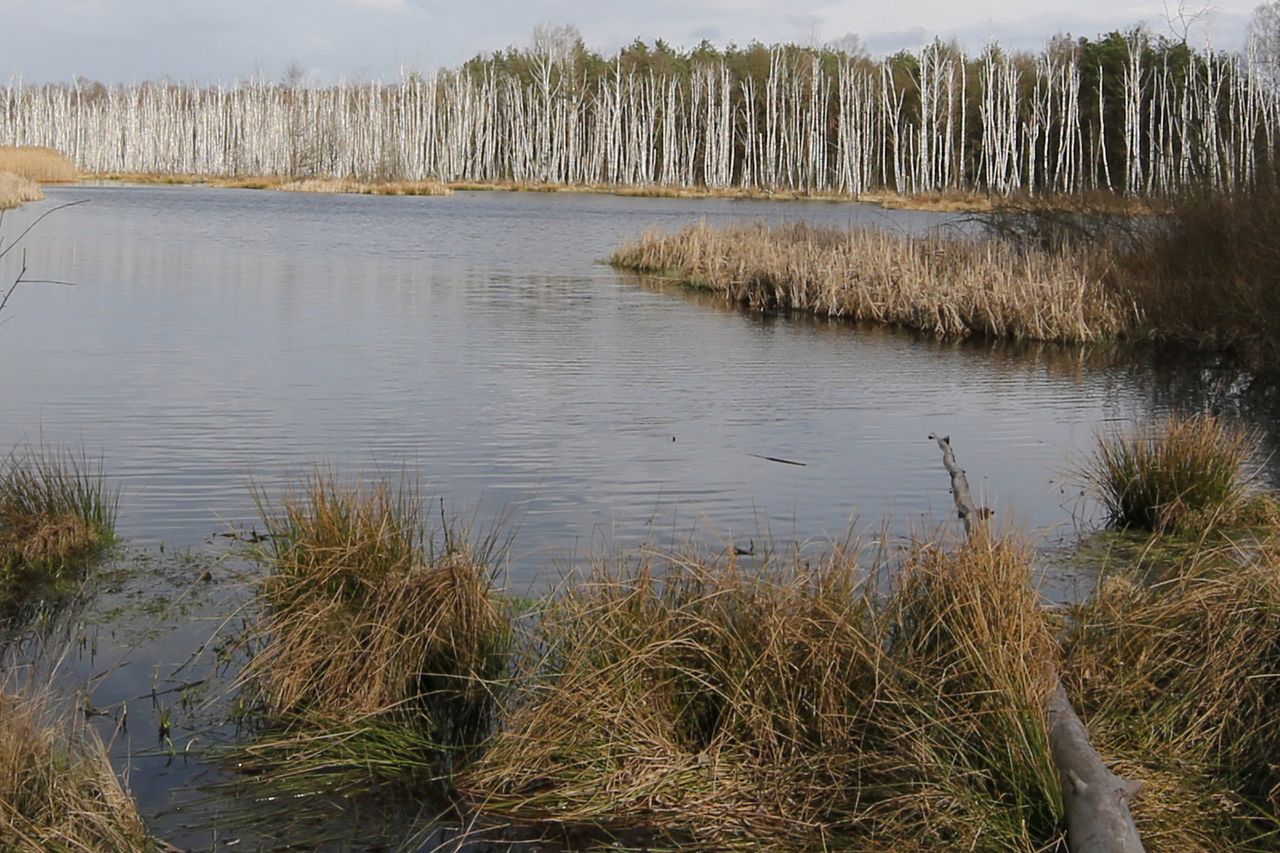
[76,172,1117,213]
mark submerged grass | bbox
[0,684,151,851]
[462,535,1064,850]
[239,474,509,787]
[0,447,117,613]
[610,222,1137,343]
[1082,413,1258,533]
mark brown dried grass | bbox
[461,534,1064,850]
[611,222,1138,343]
[1062,534,1280,848]
[277,177,452,196]
[0,171,43,210]
[0,686,151,851]
[243,475,508,750]
[0,147,77,183]
[1082,413,1258,533]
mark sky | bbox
[0,0,1264,84]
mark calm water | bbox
[0,186,1224,575]
[2,185,1276,848]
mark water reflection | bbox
[1,186,1275,589]
[3,185,1279,849]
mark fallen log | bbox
[927,433,1145,853]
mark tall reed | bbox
[611,222,1138,343]
[0,172,42,209]
[0,147,77,183]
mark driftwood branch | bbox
[927,433,991,535]
[926,433,1145,853]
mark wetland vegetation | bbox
[203,417,1280,850]
[3,11,1280,849]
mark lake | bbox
[1,185,1274,848]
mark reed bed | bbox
[611,222,1138,343]
[0,448,117,612]
[0,172,42,209]
[276,177,452,196]
[461,535,1064,850]
[240,475,509,785]
[0,685,151,851]
[0,147,77,183]
[1082,413,1258,533]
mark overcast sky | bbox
[0,0,1262,84]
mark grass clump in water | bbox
[240,474,509,788]
[0,685,151,850]
[0,447,118,613]
[462,535,1064,850]
[1082,413,1257,533]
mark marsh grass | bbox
[1082,413,1256,533]
[0,172,43,210]
[0,448,118,612]
[239,474,510,787]
[277,177,452,196]
[0,684,151,851]
[462,534,1065,850]
[1062,535,1280,848]
[611,222,1137,343]
[0,147,77,184]
[1116,178,1280,373]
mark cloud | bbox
[345,0,411,9]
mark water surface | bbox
[2,185,1276,848]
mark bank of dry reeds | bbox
[0,448,117,612]
[241,475,508,783]
[0,686,151,851]
[611,222,1137,343]
[0,147,77,184]
[0,172,43,210]
[461,535,1064,850]
[276,177,452,196]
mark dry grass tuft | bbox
[0,147,78,183]
[611,222,1138,343]
[0,686,151,851]
[0,172,43,210]
[1082,413,1257,533]
[241,474,508,782]
[462,535,1064,849]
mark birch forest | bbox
[3,28,1279,196]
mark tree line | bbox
[2,26,1278,196]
